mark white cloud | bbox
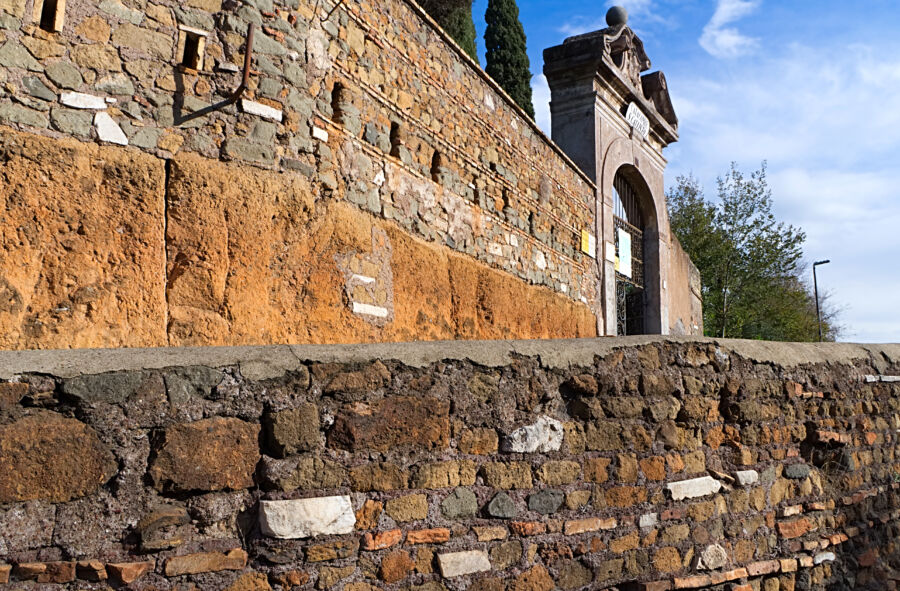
[699,0,761,58]
[666,42,900,342]
[531,74,552,135]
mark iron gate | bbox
[613,173,645,336]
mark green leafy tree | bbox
[667,164,840,341]
[484,0,535,118]
[418,0,479,63]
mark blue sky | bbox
[470,0,900,343]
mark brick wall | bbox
[0,0,602,349]
[2,338,899,589]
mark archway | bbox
[611,165,661,335]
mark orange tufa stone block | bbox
[673,575,713,589]
[747,560,781,577]
[106,561,155,584]
[362,529,403,551]
[509,521,548,536]
[405,528,450,545]
[564,517,617,535]
[777,518,812,540]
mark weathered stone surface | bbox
[536,460,581,485]
[784,463,811,480]
[95,73,135,96]
[306,538,359,562]
[62,371,147,404]
[362,529,402,550]
[242,99,283,122]
[76,15,112,42]
[735,470,759,486]
[481,462,532,489]
[224,572,272,591]
[164,549,247,576]
[149,417,260,492]
[385,494,428,522]
[490,540,522,569]
[37,562,75,583]
[94,112,128,146]
[265,403,320,457]
[313,565,352,589]
[100,0,143,24]
[0,41,42,71]
[137,504,190,551]
[350,462,409,491]
[50,108,93,137]
[0,412,116,502]
[814,551,835,565]
[72,44,122,71]
[513,565,554,591]
[528,489,564,515]
[46,62,83,89]
[437,550,491,578]
[185,0,222,10]
[698,544,728,570]
[557,560,593,590]
[329,395,450,452]
[487,492,518,519]
[0,103,48,128]
[0,501,55,553]
[666,476,722,501]
[380,550,415,583]
[261,455,346,491]
[107,562,154,584]
[0,129,166,350]
[413,460,477,489]
[259,496,355,539]
[501,415,563,453]
[440,487,478,519]
[459,428,499,454]
[60,92,108,110]
[23,77,55,101]
[0,381,27,409]
[111,24,171,58]
[0,0,25,18]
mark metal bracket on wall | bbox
[173,24,255,125]
[228,23,256,104]
[321,0,346,21]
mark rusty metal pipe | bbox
[229,23,256,103]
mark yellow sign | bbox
[580,230,596,258]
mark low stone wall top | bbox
[1,338,900,589]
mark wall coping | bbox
[1,338,897,381]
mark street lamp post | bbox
[813,260,831,342]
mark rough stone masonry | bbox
[0,0,614,350]
[1,337,899,590]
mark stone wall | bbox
[667,236,703,337]
[2,338,899,590]
[0,0,602,349]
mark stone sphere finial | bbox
[606,6,628,27]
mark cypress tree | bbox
[418,0,479,63]
[484,0,535,119]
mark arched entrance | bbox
[611,166,659,335]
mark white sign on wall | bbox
[617,228,633,279]
[625,103,650,140]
